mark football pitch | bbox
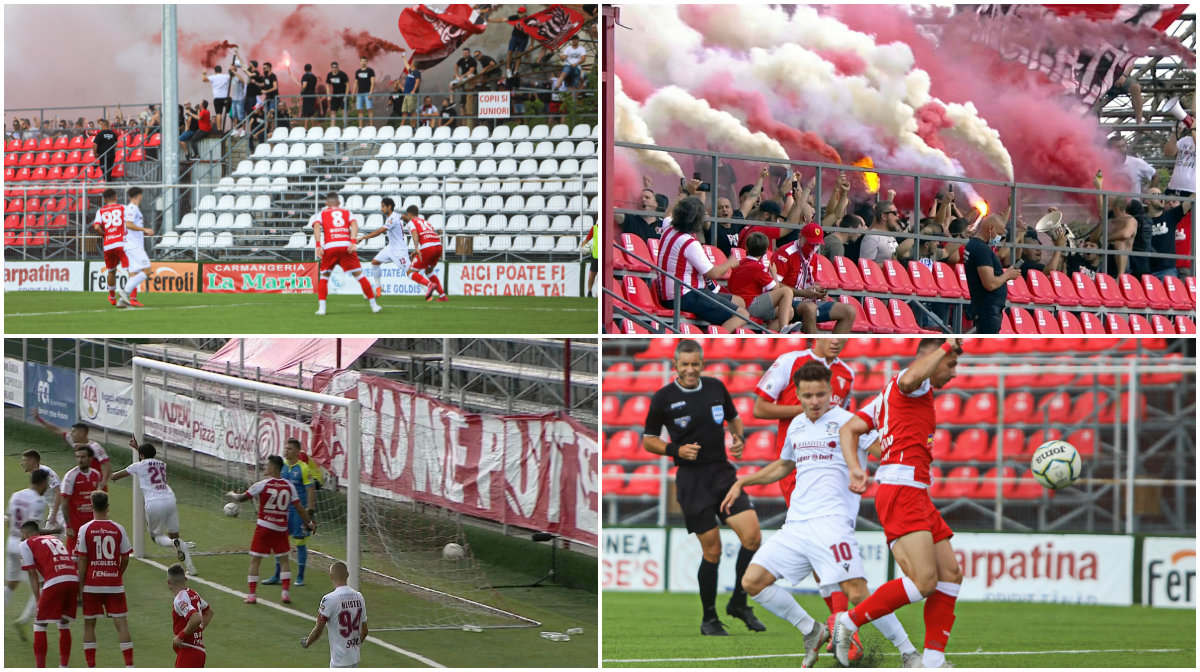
[3,292,597,334]
[4,419,597,668]
[602,592,1196,668]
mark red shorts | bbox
[319,246,362,273]
[412,245,443,272]
[875,483,954,546]
[175,646,206,668]
[66,511,94,540]
[35,581,79,625]
[103,247,129,271]
[82,591,128,618]
[249,526,290,557]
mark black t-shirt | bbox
[1151,206,1187,273]
[621,216,661,241]
[643,377,738,467]
[441,102,458,123]
[476,55,497,74]
[388,92,404,115]
[963,236,1006,307]
[843,235,863,263]
[1065,254,1100,279]
[262,72,279,99]
[326,71,349,95]
[456,56,477,78]
[300,72,317,96]
[245,75,262,101]
[711,223,742,257]
[508,15,527,40]
[1129,211,1153,277]
[355,67,375,94]
[93,129,118,158]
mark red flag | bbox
[397,4,485,69]
[510,4,585,51]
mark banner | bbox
[398,4,486,70]
[1143,537,1196,609]
[510,5,585,50]
[667,528,890,594]
[309,370,598,546]
[951,532,1132,605]
[449,262,582,297]
[478,91,511,119]
[603,528,666,592]
[24,364,76,427]
[5,358,24,407]
[204,262,316,293]
[4,261,85,291]
[326,265,426,296]
[89,262,200,293]
[77,374,134,432]
[205,338,378,380]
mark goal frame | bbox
[130,356,363,587]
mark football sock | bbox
[728,546,755,610]
[130,287,138,299]
[58,625,72,666]
[127,271,148,295]
[697,559,718,620]
[281,571,292,592]
[871,613,917,655]
[108,289,116,300]
[372,265,382,284]
[33,626,47,667]
[831,590,849,613]
[272,560,281,580]
[818,584,835,613]
[84,642,97,667]
[357,276,374,298]
[431,274,445,296]
[248,575,258,595]
[922,582,959,668]
[751,583,815,635]
[4,585,11,611]
[121,641,134,667]
[19,595,36,623]
[317,278,329,300]
[154,535,173,547]
[411,271,429,287]
[317,299,327,311]
[179,540,195,569]
[845,575,922,629]
[297,542,307,580]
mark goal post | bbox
[130,356,363,588]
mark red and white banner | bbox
[309,370,598,546]
[478,91,511,118]
[510,5,586,50]
[398,4,486,70]
[205,338,378,383]
[449,262,582,297]
[203,263,316,293]
[4,261,85,291]
[603,528,666,592]
[951,532,1132,605]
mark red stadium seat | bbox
[24,198,41,213]
[1056,310,1084,334]
[5,198,23,213]
[5,138,19,152]
[1174,316,1196,334]
[1162,275,1194,311]
[1042,270,1081,306]
[1128,314,1154,335]
[1144,352,1184,385]
[83,135,95,150]
[66,150,83,165]
[743,431,777,462]
[857,258,890,294]
[47,214,68,229]
[887,299,939,334]
[1075,311,1106,335]
[52,136,68,151]
[1025,270,1061,305]
[671,323,705,334]
[3,153,16,168]
[1007,307,1038,334]
[882,260,915,295]
[626,465,662,497]
[636,337,679,360]
[1116,274,1149,308]
[604,430,643,462]
[837,296,873,333]
[1093,273,1126,308]
[631,362,667,392]
[1005,275,1033,304]
[30,167,48,183]
[861,296,899,333]
[1067,428,1097,456]
[1035,392,1072,424]
[955,264,972,297]
[602,464,630,496]
[704,337,744,360]
[3,214,20,230]
[619,318,650,335]
[1104,313,1132,334]
[126,133,143,148]
[1003,391,1036,424]
[763,337,810,360]
[1139,274,1171,311]
[126,148,145,163]
[25,230,46,246]
[1005,469,1047,500]
[37,137,52,151]
[67,136,84,150]
[931,429,952,461]
[82,149,96,164]
[601,395,621,425]
[20,138,36,152]
[938,466,979,498]
[934,394,963,424]
[35,151,52,166]
[813,254,840,290]
[733,396,771,426]
[989,428,1025,461]
[964,392,998,424]
[1100,392,1147,424]
[49,151,66,166]
[727,363,763,394]
[145,132,161,148]
[1032,308,1061,334]
[905,261,939,297]
[833,256,865,291]
[1067,272,1103,308]
[932,261,964,298]
[605,362,635,392]
[975,466,1016,500]
[1070,391,1110,424]
[18,152,35,167]
[701,245,730,280]
[623,276,679,319]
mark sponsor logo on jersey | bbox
[673,415,691,429]
[670,401,687,410]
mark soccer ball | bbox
[223,502,240,517]
[442,542,466,560]
[1031,440,1082,489]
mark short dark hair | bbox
[91,491,109,513]
[839,214,863,229]
[30,470,48,486]
[406,205,419,216]
[285,438,302,451]
[948,218,970,237]
[263,62,272,69]
[915,338,960,356]
[739,184,754,199]
[167,563,187,584]
[138,442,157,459]
[201,100,209,109]
[671,197,704,233]
[76,444,95,458]
[381,197,395,209]
[214,65,222,73]
[21,520,40,536]
[674,338,703,360]
[102,189,117,202]
[72,422,88,432]
[267,455,284,471]
[128,186,143,199]
[326,192,340,203]
[330,61,338,67]
[745,231,769,258]
[22,449,41,461]
[792,361,832,388]
[304,64,312,72]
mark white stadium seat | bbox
[466,214,487,232]
[216,194,236,211]
[158,231,179,249]
[214,232,234,248]
[234,195,253,211]
[270,127,289,142]
[491,125,511,141]
[401,194,422,211]
[541,179,564,194]
[270,177,288,193]
[423,195,443,212]
[376,142,397,158]
[216,177,236,193]
[550,215,573,232]
[553,141,574,158]
[359,126,377,141]
[270,143,289,158]
[529,124,550,140]
[197,213,217,230]
[567,195,587,213]
[285,231,306,248]
[288,143,307,158]
[470,126,490,141]
[490,236,511,252]
[555,236,579,252]
[486,214,508,231]
[196,232,216,248]
[252,144,272,159]
[533,235,556,252]
[452,126,471,140]
[510,125,530,141]
[341,177,362,194]
[305,126,324,141]
[517,159,537,177]
[382,176,401,193]
[549,124,570,140]
[445,195,464,213]
[446,214,467,231]
[464,195,484,212]
[435,143,454,158]
[500,178,522,194]
[361,177,382,194]
[482,195,503,213]
[377,126,396,141]
[324,126,342,141]
[480,177,502,194]
[344,195,364,211]
[474,142,494,159]
[396,142,416,158]
[507,214,528,232]
[581,158,598,174]
[252,195,271,211]
[399,159,418,174]
[588,195,598,212]
[234,177,254,192]
[380,159,399,175]
[557,158,580,178]
[528,214,551,232]
[537,159,559,176]
[414,142,434,159]
[574,215,594,232]
[178,213,198,230]
[341,127,359,142]
[503,195,525,212]
[288,127,307,141]
[570,123,590,139]
[534,141,554,158]
[177,231,197,249]
[287,160,306,176]
[364,195,382,212]
[253,176,273,193]
[457,159,478,176]
[525,195,547,213]
[493,141,514,158]
[433,126,452,140]
[393,126,413,141]
[233,160,254,176]
[585,180,598,195]
[514,141,535,158]
[575,140,595,158]
[413,126,433,141]
[359,159,381,176]
[473,235,490,252]
[305,143,324,159]
[197,195,217,212]
[268,159,289,176]
[427,214,445,230]
[417,159,437,176]
[419,177,440,194]
[434,159,456,177]
[365,213,384,231]
[234,213,253,228]
[546,195,568,212]
[491,159,513,176]
[453,143,472,159]
[510,235,534,252]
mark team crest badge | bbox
[825,422,841,436]
[711,405,724,424]
[674,415,691,429]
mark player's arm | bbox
[752,396,803,420]
[358,226,386,242]
[866,437,883,460]
[312,221,324,259]
[51,489,64,526]
[98,460,111,491]
[302,615,327,649]
[200,605,213,631]
[727,416,745,459]
[349,218,360,252]
[26,566,42,601]
[110,469,130,482]
[125,221,154,235]
[840,415,872,494]
[722,458,795,514]
[31,410,65,437]
[225,490,253,503]
[897,338,961,393]
[174,611,203,649]
[290,498,316,530]
[76,549,90,597]
[202,71,210,83]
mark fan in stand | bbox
[1034,210,1075,248]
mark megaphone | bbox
[1034,210,1075,247]
[1158,97,1194,130]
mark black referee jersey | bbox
[643,376,738,467]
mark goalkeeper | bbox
[263,439,320,586]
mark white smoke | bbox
[614,76,683,177]
[640,86,790,162]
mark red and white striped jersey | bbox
[854,368,937,488]
[19,534,79,590]
[656,227,713,300]
[311,207,358,249]
[245,477,300,532]
[61,466,103,529]
[94,203,127,251]
[75,518,132,593]
[756,349,855,457]
[407,216,441,250]
[172,587,210,652]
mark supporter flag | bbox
[509,4,585,50]
[958,4,1191,106]
[397,4,486,69]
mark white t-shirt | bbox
[124,203,145,250]
[1118,154,1157,193]
[1168,135,1196,193]
[125,459,176,504]
[7,488,47,538]
[780,406,878,526]
[208,73,232,99]
[562,44,587,67]
[318,584,367,667]
[383,212,408,251]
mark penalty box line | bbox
[603,648,1190,663]
[133,556,445,668]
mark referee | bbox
[643,339,765,636]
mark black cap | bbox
[758,200,783,217]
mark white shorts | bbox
[751,516,865,589]
[373,246,410,270]
[6,537,26,583]
[124,245,151,272]
[145,497,180,536]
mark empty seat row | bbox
[196,194,271,212]
[250,142,325,160]
[5,133,160,153]
[374,140,596,160]
[356,157,598,179]
[341,175,597,197]
[213,176,290,194]
[268,122,593,144]
[178,212,257,230]
[446,214,591,234]
[5,165,105,183]
[231,159,308,177]
[473,235,581,253]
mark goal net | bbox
[129,357,537,631]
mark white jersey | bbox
[33,466,61,521]
[7,488,47,538]
[383,212,408,251]
[318,584,367,667]
[1168,135,1196,193]
[124,459,176,504]
[124,203,146,250]
[781,406,878,526]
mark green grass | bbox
[602,592,1196,668]
[3,292,596,334]
[5,418,597,668]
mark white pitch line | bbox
[8,303,594,318]
[134,556,444,668]
[602,648,1189,663]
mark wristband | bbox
[941,342,953,354]
[665,443,681,458]
[731,434,743,441]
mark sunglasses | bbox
[883,210,899,216]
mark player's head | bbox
[672,339,704,388]
[91,491,110,517]
[406,205,420,217]
[75,444,95,470]
[793,361,832,420]
[102,188,118,204]
[915,338,961,388]
[381,197,395,215]
[138,442,157,460]
[71,422,91,442]
[265,455,284,477]
[329,560,349,587]
[744,231,769,259]
[20,449,42,472]
[166,563,188,590]
[30,468,50,495]
[127,186,143,204]
[284,438,301,463]
[304,63,312,73]
[462,48,471,58]
[20,520,40,541]
[811,338,846,360]
[325,192,341,207]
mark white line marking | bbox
[134,556,444,668]
[8,302,593,318]
[602,648,1190,663]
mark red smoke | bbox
[184,38,238,69]
[914,102,951,153]
[813,49,867,77]
[612,152,641,208]
[696,78,843,165]
[615,61,654,103]
[338,29,406,60]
